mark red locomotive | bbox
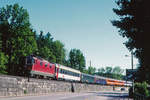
[26,56,56,79]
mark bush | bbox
[134,82,149,97]
[129,82,150,98]
[24,90,27,94]
[0,52,8,74]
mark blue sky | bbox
[0,0,138,70]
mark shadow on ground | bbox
[88,91,130,99]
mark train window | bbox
[61,69,63,73]
[26,56,33,65]
[45,63,48,67]
[64,70,66,74]
[65,70,67,74]
[69,71,71,75]
[32,59,35,64]
[49,64,52,68]
[67,71,69,75]
[59,69,62,73]
[74,73,76,76]
[75,73,77,77]
[76,73,78,77]
[35,60,37,64]
[70,72,72,76]
[40,61,43,66]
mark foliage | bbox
[97,66,124,80]
[68,49,86,72]
[36,31,67,65]
[134,82,150,97]
[97,67,105,76]
[82,69,89,74]
[129,82,150,98]
[105,66,112,76]
[24,89,27,94]
[112,66,124,80]
[0,3,87,76]
[0,52,8,74]
[52,40,66,64]
[112,0,150,83]
[36,31,56,62]
[0,4,37,75]
[87,66,96,75]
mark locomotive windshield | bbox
[26,56,35,65]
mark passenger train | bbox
[25,56,131,86]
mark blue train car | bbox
[81,73,95,83]
[95,75,107,85]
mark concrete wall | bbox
[0,75,128,97]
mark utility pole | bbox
[90,60,91,67]
[131,50,134,94]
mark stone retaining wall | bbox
[0,75,128,97]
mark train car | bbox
[94,75,107,85]
[94,75,125,86]
[55,64,81,81]
[124,81,132,86]
[26,56,55,78]
[81,73,95,83]
[106,79,125,86]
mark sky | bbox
[0,0,138,71]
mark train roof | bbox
[94,75,125,82]
[56,64,81,74]
[33,56,54,64]
[82,73,95,77]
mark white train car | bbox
[55,64,81,81]
[125,81,132,86]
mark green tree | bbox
[87,66,96,75]
[0,52,8,74]
[82,69,89,74]
[134,82,150,97]
[105,66,112,75]
[68,49,86,72]
[96,66,124,80]
[36,31,56,62]
[0,4,37,75]
[112,66,124,80]
[52,40,66,64]
[112,66,124,75]
[112,0,150,82]
[97,67,105,76]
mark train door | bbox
[55,64,59,80]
